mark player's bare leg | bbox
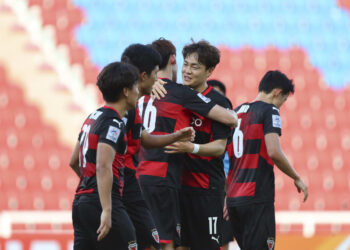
[176,246,189,250]
[162,242,175,250]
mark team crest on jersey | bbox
[272,114,281,128]
[106,126,120,143]
[128,240,137,250]
[197,93,211,103]
[151,229,160,243]
[176,223,181,237]
[267,237,275,250]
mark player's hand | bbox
[97,209,112,241]
[177,127,195,142]
[223,197,230,221]
[151,79,167,100]
[164,141,193,154]
[294,177,308,202]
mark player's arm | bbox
[152,79,238,127]
[265,133,308,202]
[141,126,195,149]
[96,142,114,241]
[206,106,238,128]
[165,138,227,157]
[69,141,81,177]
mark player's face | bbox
[182,53,210,90]
[126,82,139,109]
[140,65,159,95]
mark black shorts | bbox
[72,194,137,250]
[124,199,161,250]
[228,202,276,250]
[141,185,181,245]
[221,217,234,246]
[180,190,225,250]
[123,167,144,203]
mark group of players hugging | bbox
[69,38,308,250]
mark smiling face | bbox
[182,53,213,91]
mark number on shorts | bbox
[208,216,217,235]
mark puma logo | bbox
[113,119,123,127]
[211,235,220,244]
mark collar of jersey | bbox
[103,105,121,118]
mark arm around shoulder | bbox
[206,105,238,127]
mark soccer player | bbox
[163,41,232,250]
[121,43,195,250]
[208,79,234,250]
[69,62,139,250]
[139,38,237,250]
[122,44,192,250]
[225,70,309,250]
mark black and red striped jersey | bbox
[226,101,282,206]
[124,108,143,170]
[76,106,127,196]
[137,79,216,189]
[181,86,232,193]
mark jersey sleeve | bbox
[263,105,282,136]
[98,119,126,153]
[181,86,216,116]
[211,97,232,140]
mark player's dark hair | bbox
[259,70,295,95]
[207,79,226,95]
[150,38,176,70]
[97,62,139,102]
[182,40,220,69]
[121,43,161,76]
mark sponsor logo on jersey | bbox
[267,237,275,250]
[191,116,203,127]
[176,223,181,237]
[106,126,120,143]
[152,229,160,243]
[272,114,282,128]
[197,93,211,103]
[128,241,137,250]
